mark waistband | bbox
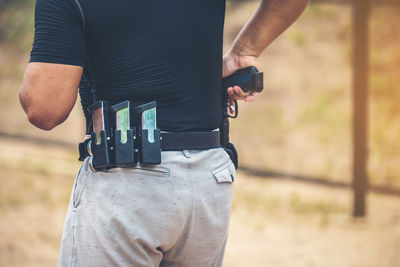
[79,130,221,162]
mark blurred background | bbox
[1,0,399,266]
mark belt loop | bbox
[182,150,191,158]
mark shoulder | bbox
[34,0,83,18]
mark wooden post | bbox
[352,0,370,217]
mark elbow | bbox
[19,89,66,131]
[18,62,80,131]
[26,111,60,131]
[299,0,310,10]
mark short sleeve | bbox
[30,0,86,67]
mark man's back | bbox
[31,0,226,132]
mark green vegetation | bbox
[288,27,308,46]
[0,0,34,50]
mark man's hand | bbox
[222,52,262,114]
[223,0,309,110]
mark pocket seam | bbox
[107,166,171,178]
[213,160,234,175]
[84,159,171,178]
[73,163,87,208]
[213,160,235,184]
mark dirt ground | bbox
[225,176,400,267]
[0,138,399,267]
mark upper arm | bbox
[20,0,86,130]
[20,63,83,130]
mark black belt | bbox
[161,131,220,151]
[79,131,220,161]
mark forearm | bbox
[228,0,309,57]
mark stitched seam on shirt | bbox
[73,0,86,30]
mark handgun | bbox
[219,66,264,170]
[222,66,263,119]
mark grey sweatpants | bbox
[59,147,236,267]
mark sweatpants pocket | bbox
[212,160,236,184]
[72,162,88,208]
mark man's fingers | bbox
[227,87,241,101]
[233,86,247,98]
[227,85,255,101]
[227,86,245,100]
[227,87,234,96]
[244,92,256,102]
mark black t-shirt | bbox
[30,0,226,132]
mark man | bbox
[19,0,308,266]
